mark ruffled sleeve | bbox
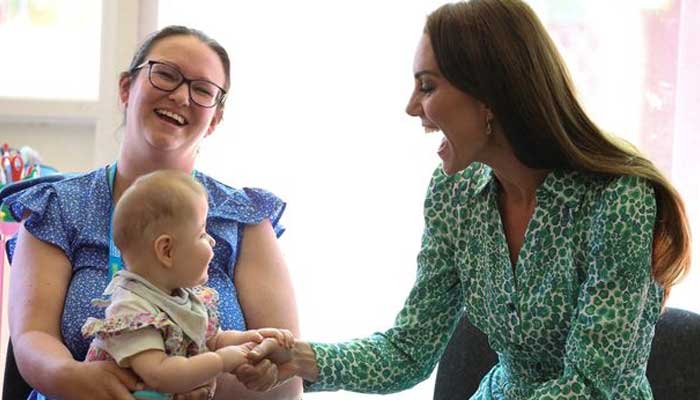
[203,177,286,237]
[196,173,287,278]
[241,187,286,237]
[82,290,175,367]
[3,183,72,263]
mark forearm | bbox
[303,333,436,394]
[141,352,224,393]
[13,330,82,397]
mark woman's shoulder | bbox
[194,171,286,229]
[602,173,653,195]
[574,171,655,207]
[3,167,109,221]
[45,168,108,195]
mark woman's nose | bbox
[169,82,191,106]
[405,92,421,117]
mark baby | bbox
[81,170,292,397]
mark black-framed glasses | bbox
[133,60,227,108]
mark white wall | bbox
[0,123,97,172]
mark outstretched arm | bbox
[237,168,467,394]
[209,328,294,351]
[129,344,252,394]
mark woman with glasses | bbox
[235,1,691,399]
[5,26,302,400]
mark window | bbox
[0,0,102,100]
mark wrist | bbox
[215,347,241,372]
[291,341,319,382]
[212,349,227,371]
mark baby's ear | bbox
[154,234,174,268]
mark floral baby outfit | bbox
[82,270,220,367]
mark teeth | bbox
[156,109,186,125]
[424,126,440,133]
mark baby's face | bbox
[170,193,215,288]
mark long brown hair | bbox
[426,0,691,299]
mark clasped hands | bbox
[219,329,298,391]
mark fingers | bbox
[281,329,295,348]
[108,382,139,400]
[105,362,143,392]
[247,337,283,363]
[208,378,217,400]
[172,383,212,400]
[235,358,279,391]
[237,329,264,343]
[257,328,294,348]
[233,363,256,386]
[216,345,249,372]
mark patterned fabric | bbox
[307,163,662,399]
[3,165,285,362]
[82,272,221,367]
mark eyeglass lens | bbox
[149,63,222,107]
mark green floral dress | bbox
[306,163,662,399]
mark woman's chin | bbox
[440,159,461,176]
[441,160,470,176]
[441,164,457,176]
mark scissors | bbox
[1,152,23,182]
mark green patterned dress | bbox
[306,163,662,399]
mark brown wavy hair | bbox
[425,0,691,299]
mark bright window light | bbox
[0,0,102,100]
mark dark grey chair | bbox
[433,308,700,400]
[3,340,32,400]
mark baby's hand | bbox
[216,343,255,372]
[255,328,295,349]
[220,329,265,346]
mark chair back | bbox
[646,307,700,399]
[3,340,32,400]
[433,314,497,400]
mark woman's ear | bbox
[119,72,132,107]
[204,107,224,138]
[154,234,174,268]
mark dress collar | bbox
[472,164,587,209]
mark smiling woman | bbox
[4,25,302,400]
[406,36,495,176]
[118,34,226,158]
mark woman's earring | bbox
[485,119,493,136]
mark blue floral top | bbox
[4,166,285,361]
